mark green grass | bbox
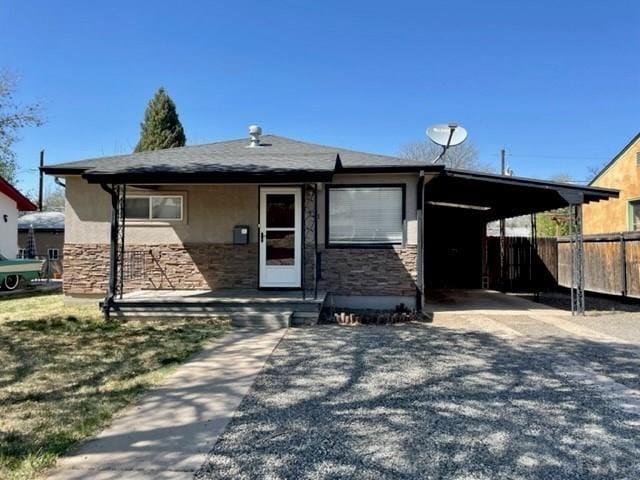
[0,293,229,480]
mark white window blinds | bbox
[328,186,403,245]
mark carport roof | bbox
[425,168,618,220]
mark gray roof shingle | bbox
[18,211,64,230]
[43,135,427,177]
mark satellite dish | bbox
[426,124,468,147]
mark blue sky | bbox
[2,1,639,195]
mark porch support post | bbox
[302,184,306,300]
[416,175,424,311]
[100,183,120,320]
[314,183,319,300]
[118,185,126,299]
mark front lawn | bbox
[0,293,229,480]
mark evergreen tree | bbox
[134,87,186,152]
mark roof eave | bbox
[82,170,335,184]
[41,166,87,176]
[589,132,640,185]
[335,165,443,174]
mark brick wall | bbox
[63,243,258,295]
[317,246,418,297]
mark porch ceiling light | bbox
[427,201,491,211]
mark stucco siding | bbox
[65,177,259,244]
[0,193,18,258]
[583,137,640,234]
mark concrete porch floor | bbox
[120,289,327,305]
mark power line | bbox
[507,153,610,161]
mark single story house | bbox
[18,211,65,278]
[583,132,640,234]
[43,127,617,317]
[0,175,37,259]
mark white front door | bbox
[259,187,302,288]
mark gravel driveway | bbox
[196,318,640,480]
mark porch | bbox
[105,288,329,328]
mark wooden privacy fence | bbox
[558,232,640,298]
[486,236,558,291]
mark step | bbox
[290,311,321,326]
[109,310,292,329]
[111,303,320,314]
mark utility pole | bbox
[38,150,44,211]
[499,148,507,291]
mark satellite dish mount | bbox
[426,124,468,164]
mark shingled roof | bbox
[42,134,435,183]
[18,211,64,231]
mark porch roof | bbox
[42,134,435,184]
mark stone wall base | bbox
[63,243,418,298]
[63,243,257,295]
[318,245,418,297]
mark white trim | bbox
[259,187,302,288]
[125,194,185,223]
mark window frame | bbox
[628,198,640,231]
[124,194,185,223]
[325,183,406,249]
[48,248,59,260]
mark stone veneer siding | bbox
[317,246,418,297]
[63,243,257,295]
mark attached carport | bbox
[420,168,618,315]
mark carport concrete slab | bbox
[47,328,285,479]
[426,289,569,317]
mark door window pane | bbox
[125,197,150,219]
[266,231,295,265]
[266,194,295,228]
[329,187,403,244]
[152,196,182,220]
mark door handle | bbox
[261,231,265,243]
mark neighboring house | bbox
[583,132,640,234]
[42,128,615,312]
[17,211,65,278]
[0,176,37,259]
[486,217,532,237]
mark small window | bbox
[327,185,404,246]
[17,248,26,259]
[630,200,640,231]
[48,248,59,260]
[125,195,183,221]
[125,197,151,219]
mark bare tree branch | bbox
[398,140,495,172]
[0,70,43,182]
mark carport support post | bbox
[568,201,585,316]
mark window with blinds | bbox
[328,186,404,245]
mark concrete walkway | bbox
[47,328,286,480]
